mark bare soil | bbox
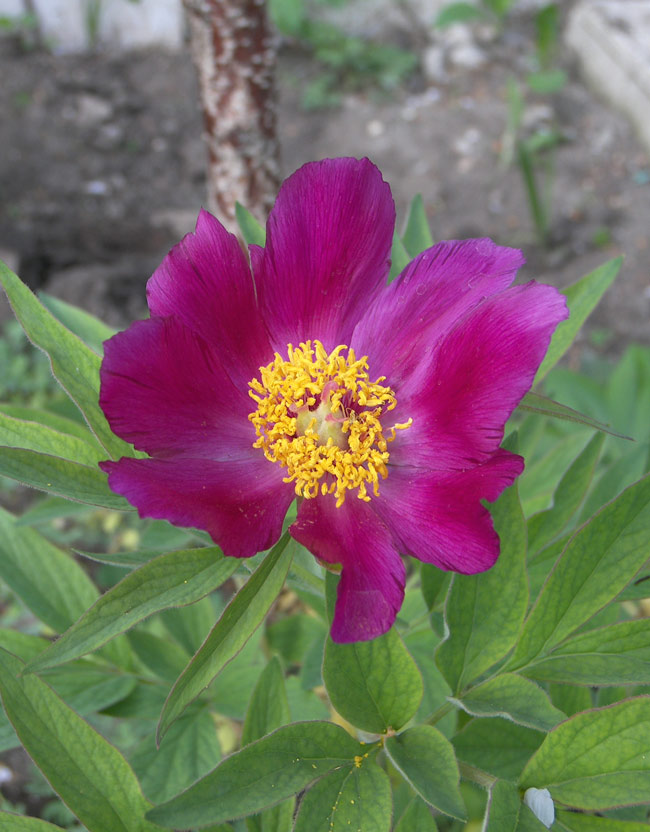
[0,5,648,350]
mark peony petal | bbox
[256,158,395,352]
[376,449,524,573]
[387,281,568,471]
[291,495,405,643]
[352,238,525,394]
[100,456,293,558]
[146,209,272,387]
[100,316,256,460]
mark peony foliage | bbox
[0,158,648,831]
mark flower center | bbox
[248,340,412,507]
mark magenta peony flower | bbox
[99,158,567,643]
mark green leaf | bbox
[455,673,565,732]
[146,721,367,829]
[518,393,631,439]
[0,648,163,832]
[401,194,434,257]
[527,432,605,552]
[25,546,237,673]
[266,614,326,665]
[394,798,438,832]
[420,563,451,611]
[243,659,293,832]
[521,619,650,686]
[436,481,528,693]
[157,533,293,741]
[293,761,392,832]
[526,69,568,94]
[0,446,130,508]
[484,780,548,832]
[161,593,215,654]
[556,810,650,831]
[388,229,410,283]
[16,495,96,526]
[435,2,486,26]
[242,656,290,746]
[38,291,116,354]
[549,683,592,718]
[0,506,98,633]
[44,663,135,714]
[0,813,69,831]
[520,697,650,810]
[453,719,544,781]
[385,725,466,820]
[508,474,650,671]
[534,257,623,384]
[235,202,266,247]
[131,708,221,803]
[75,546,169,567]
[0,404,98,444]
[268,0,305,37]
[322,574,423,734]
[0,410,104,464]
[128,630,190,683]
[0,260,132,458]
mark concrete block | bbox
[0,0,26,17]
[567,1,650,156]
[29,0,183,53]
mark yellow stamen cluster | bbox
[248,340,412,507]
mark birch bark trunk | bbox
[182,0,281,228]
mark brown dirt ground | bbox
[0,4,648,350]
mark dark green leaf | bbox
[128,630,190,682]
[131,708,221,803]
[527,432,605,552]
[242,656,290,746]
[293,761,392,832]
[436,482,527,693]
[0,649,163,832]
[25,546,236,673]
[455,673,564,731]
[385,725,465,820]
[520,697,650,810]
[157,533,293,741]
[402,194,434,257]
[161,594,215,654]
[534,257,623,384]
[235,202,266,247]
[508,474,650,671]
[394,798,438,832]
[266,614,326,665]
[146,721,367,829]
[0,260,132,458]
[453,719,544,781]
[243,658,293,832]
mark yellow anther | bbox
[248,340,412,507]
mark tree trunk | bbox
[182,0,281,228]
